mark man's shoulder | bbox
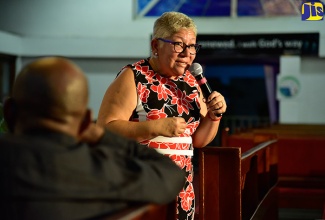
[99,129,134,146]
[0,132,76,152]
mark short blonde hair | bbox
[152,12,197,39]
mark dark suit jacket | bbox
[0,129,185,220]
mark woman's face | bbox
[155,29,197,78]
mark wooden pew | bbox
[197,140,278,220]
[221,124,325,214]
[222,126,325,178]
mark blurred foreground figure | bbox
[0,57,185,220]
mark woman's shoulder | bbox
[117,58,150,76]
[129,58,150,68]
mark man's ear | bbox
[3,97,16,133]
[79,109,92,135]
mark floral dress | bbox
[123,58,201,220]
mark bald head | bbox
[8,57,90,135]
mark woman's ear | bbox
[3,97,17,133]
[151,38,159,54]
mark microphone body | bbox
[193,72,213,100]
[189,63,222,117]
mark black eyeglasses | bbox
[157,38,201,55]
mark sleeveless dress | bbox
[123,58,201,220]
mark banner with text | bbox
[197,33,319,56]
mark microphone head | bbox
[189,63,203,76]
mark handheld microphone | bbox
[189,63,222,117]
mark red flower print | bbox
[141,65,149,73]
[147,109,167,121]
[135,60,145,65]
[147,141,167,150]
[179,184,195,212]
[135,64,153,80]
[137,82,150,103]
[135,66,141,71]
[135,64,143,72]
[184,157,192,172]
[150,84,171,101]
[186,120,200,135]
[183,71,198,87]
[156,74,178,90]
[140,140,150,146]
[187,173,193,183]
[170,155,187,169]
[174,143,190,150]
[145,70,156,84]
[171,89,197,115]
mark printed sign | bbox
[197,33,319,56]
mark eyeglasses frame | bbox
[157,38,201,55]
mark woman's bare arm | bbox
[96,68,187,142]
[192,90,226,148]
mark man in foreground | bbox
[0,57,185,220]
